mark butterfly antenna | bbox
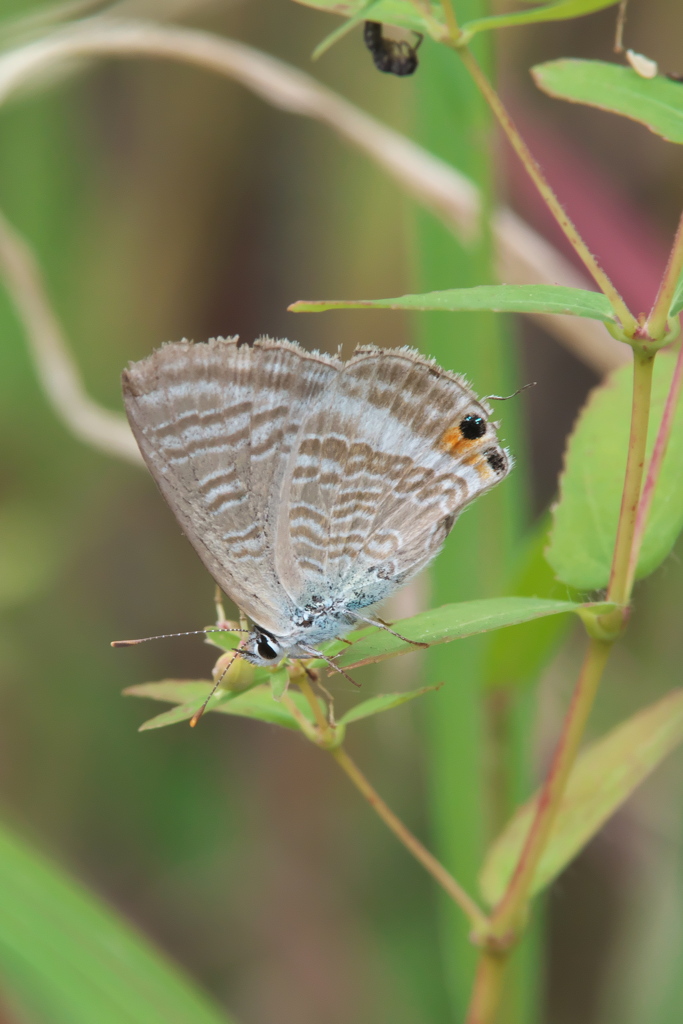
[301,647,360,688]
[111,627,249,647]
[351,614,428,648]
[189,649,247,728]
[486,381,536,402]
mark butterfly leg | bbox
[351,613,428,648]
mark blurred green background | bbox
[1,1,683,1022]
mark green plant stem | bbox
[465,344,658,1019]
[606,351,656,607]
[453,44,637,335]
[440,0,461,39]
[465,950,507,1024]
[646,209,683,340]
[486,637,611,945]
[626,338,683,595]
[331,745,490,932]
[292,674,489,930]
[297,675,330,734]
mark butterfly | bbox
[121,336,511,668]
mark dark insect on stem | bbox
[363,21,423,77]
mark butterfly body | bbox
[122,337,511,666]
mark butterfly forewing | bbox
[122,337,340,633]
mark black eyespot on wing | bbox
[460,414,486,440]
[257,637,278,660]
[483,447,508,474]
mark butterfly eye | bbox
[257,637,279,660]
[460,414,486,440]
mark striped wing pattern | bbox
[122,337,340,633]
[280,346,507,607]
[122,337,510,635]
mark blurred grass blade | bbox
[0,819,235,1024]
[461,0,619,37]
[480,688,683,905]
[337,597,588,668]
[290,283,616,321]
[483,516,575,688]
[547,352,683,589]
[532,59,683,143]
[338,684,442,725]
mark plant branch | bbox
[465,949,508,1024]
[488,637,611,943]
[607,351,656,607]
[291,675,488,928]
[331,745,490,932]
[440,0,461,40]
[646,209,683,340]
[454,44,638,335]
[626,338,683,594]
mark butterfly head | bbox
[241,628,287,667]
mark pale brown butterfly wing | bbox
[277,346,511,603]
[122,336,341,633]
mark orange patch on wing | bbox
[441,426,480,457]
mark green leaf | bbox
[461,0,619,38]
[335,597,590,669]
[289,284,617,322]
[480,688,683,905]
[339,684,442,725]
[124,679,217,703]
[131,683,318,732]
[291,0,446,37]
[670,270,683,317]
[269,666,290,701]
[203,628,243,652]
[547,351,683,589]
[532,59,683,144]
[0,819,234,1024]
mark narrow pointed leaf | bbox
[124,679,216,703]
[480,688,683,905]
[339,684,442,725]
[335,597,592,669]
[670,270,683,317]
[532,59,683,144]
[0,820,235,1024]
[290,284,616,322]
[204,628,243,652]
[547,352,683,588]
[291,0,446,37]
[462,0,620,37]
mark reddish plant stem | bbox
[607,352,656,607]
[646,209,683,341]
[486,638,611,943]
[626,336,683,594]
[465,950,507,1024]
[454,45,637,335]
